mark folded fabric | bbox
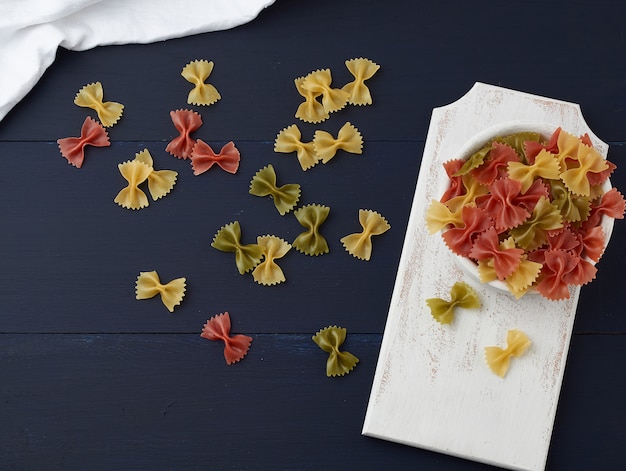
[0,0,275,123]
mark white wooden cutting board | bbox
[362,82,608,471]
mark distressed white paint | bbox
[362,83,608,471]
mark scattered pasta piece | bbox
[274,124,319,171]
[190,140,240,175]
[201,312,252,365]
[292,204,330,256]
[211,221,264,274]
[313,122,363,163]
[425,281,480,325]
[249,164,301,215]
[73,82,124,127]
[312,325,359,377]
[252,235,292,286]
[181,59,221,106]
[57,116,110,168]
[165,109,202,159]
[301,69,350,114]
[135,270,186,312]
[342,58,380,105]
[114,160,152,210]
[294,76,329,123]
[340,209,390,261]
[484,329,531,378]
[133,149,178,201]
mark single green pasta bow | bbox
[312,326,359,377]
[425,281,480,324]
[292,204,330,256]
[211,221,264,275]
[249,164,301,215]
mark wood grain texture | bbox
[0,0,624,470]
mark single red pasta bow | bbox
[165,109,202,159]
[190,140,240,175]
[200,312,252,365]
[57,116,110,168]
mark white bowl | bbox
[446,120,614,295]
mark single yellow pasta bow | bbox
[133,149,178,201]
[341,209,390,261]
[425,281,480,324]
[181,59,221,106]
[249,164,301,215]
[294,76,329,124]
[252,235,292,286]
[312,326,359,377]
[301,68,350,114]
[342,58,380,106]
[560,142,608,196]
[211,221,264,275]
[74,82,124,127]
[507,149,560,193]
[292,204,330,256]
[114,160,152,210]
[135,271,186,312]
[484,329,531,377]
[313,122,363,163]
[274,124,319,171]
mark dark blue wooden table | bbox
[1,1,624,469]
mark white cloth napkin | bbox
[0,0,275,123]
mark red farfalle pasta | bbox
[57,117,110,168]
[476,178,530,232]
[190,140,240,175]
[535,250,579,300]
[165,109,202,159]
[440,159,466,202]
[469,228,524,280]
[200,312,252,365]
[471,142,519,185]
[442,206,494,257]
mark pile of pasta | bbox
[426,128,626,300]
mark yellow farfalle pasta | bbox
[342,58,380,106]
[560,142,608,196]
[274,124,320,171]
[312,325,359,377]
[507,149,560,193]
[293,204,330,256]
[485,329,531,378]
[340,209,390,261]
[181,59,221,106]
[74,82,124,127]
[114,160,152,210]
[133,149,178,201]
[313,122,363,164]
[249,164,301,215]
[211,221,264,275]
[252,235,292,286]
[294,76,329,124]
[425,199,464,234]
[301,69,350,114]
[135,270,186,313]
[509,196,563,250]
[425,281,480,325]
[554,129,582,170]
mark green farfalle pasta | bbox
[312,325,359,377]
[292,204,330,256]
[425,281,480,324]
[549,179,591,223]
[249,164,301,215]
[509,196,563,250]
[211,221,264,275]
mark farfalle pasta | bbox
[294,76,329,124]
[484,329,531,378]
[301,69,350,115]
[249,164,301,215]
[211,221,264,275]
[74,82,124,127]
[165,109,202,159]
[312,326,359,377]
[190,140,240,175]
[135,270,186,312]
[133,149,178,201]
[313,122,363,164]
[342,58,380,106]
[274,124,319,171]
[252,235,292,286]
[201,312,252,365]
[340,209,391,261]
[114,159,152,210]
[292,204,330,256]
[181,59,221,106]
[426,127,625,300]
[57,117,110,168]
[425,281,480,324]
